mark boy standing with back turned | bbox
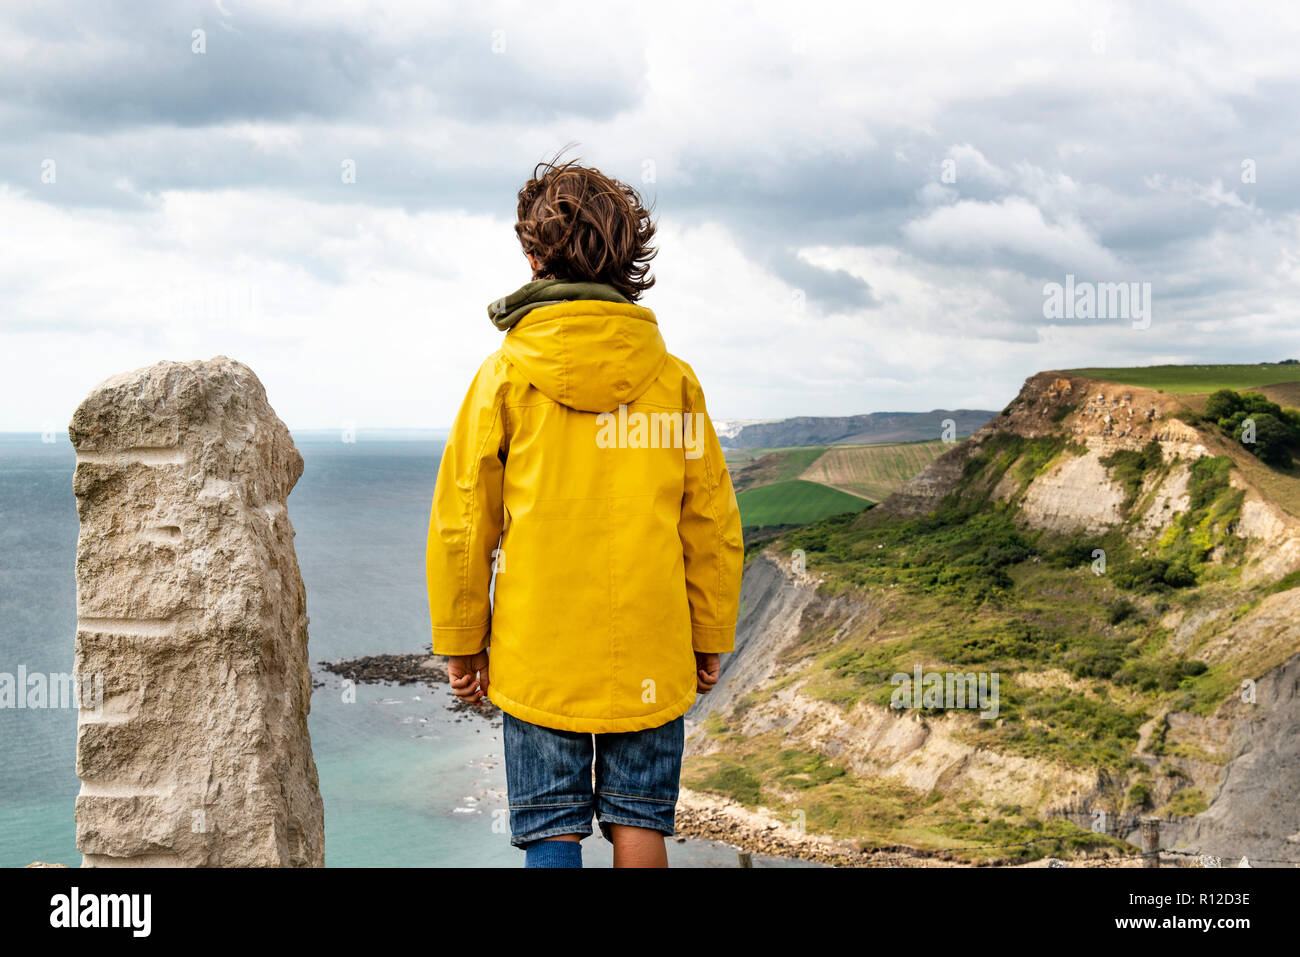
[427,157,744,868]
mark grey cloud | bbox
[768,253,877,312]
[1,1,643,134]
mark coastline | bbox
[320,655,1143,867]
[673,788,1148,868]
[673,787,960,867]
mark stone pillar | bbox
[69,357,325,867]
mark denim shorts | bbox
[501,711,685,847]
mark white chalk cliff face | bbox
[69,356,324,867]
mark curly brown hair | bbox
[514,156,657,301]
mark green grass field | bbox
[735,478,868,527]
[1064,363,1300,394]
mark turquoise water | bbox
[0,433,803,868]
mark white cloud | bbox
[946,144,1010,187]
[902,196,1123,277]
[1145,174,1255,210]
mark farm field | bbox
[798,440,949,501]
[728,446,827,491]
[1063,363,1300,394]
[735,478,868,528]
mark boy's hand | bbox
[448,650,490,705]
[695,652,720,694]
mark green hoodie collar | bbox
[487,279,632,332]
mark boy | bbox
[427,157,743,868]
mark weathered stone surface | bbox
[1160,651,1300,864]
[69,357,324,867]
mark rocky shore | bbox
[319,652,447,684]
[318,653,499,716]
[673,788,1144,868]
[674,788,962,867]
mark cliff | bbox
[687,371,1300,864]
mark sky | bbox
[2,0,1299,431]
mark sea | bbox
[0,431,804,868]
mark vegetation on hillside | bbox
[682,733,1130,862]
[688,422,1288,858]
[1181,389,1300,469]
[1099,439,1164,511]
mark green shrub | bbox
[1113,556,1194,592]
[1114,658,1208,692]
[1126,781,1151,809]
[1106,598,1139,625]
[1100,439,1163,510]
[1187,455,1232,511]
[1047,532,1102,569]
[1204,389,1242,420]
[1064,647,1123,680]
[1206,389,1300,468]
[1162,560,1196,588]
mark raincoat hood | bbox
[494,281,668,414]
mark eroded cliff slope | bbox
[686,371,1300,864]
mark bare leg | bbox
[608,824,668,868]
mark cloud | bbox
[945,144,1010,187]
[3,0,1300,428]
[0,1,645,130]
[1145,174,1255,210]
[902,196,1123,278]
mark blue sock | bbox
[524,838,583,869]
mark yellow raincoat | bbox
[427,297,743,733]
